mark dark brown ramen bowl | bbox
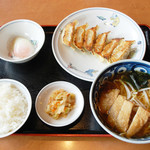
[90,59,150,144]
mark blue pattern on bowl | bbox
[91,60,150,143]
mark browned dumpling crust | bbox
[83,25,99,51]
[62,20,77,47]
[94,31,110,55]
[109,40,135,63]
[61,20,135,63]
[73,24,88,51]
[101,39,121,59]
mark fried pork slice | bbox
[101,39,121,59]
[98,89,120,114]
[116,100,134,133]
[109,40,134,63]
[62,20,78,47]
[83,25,99,51]
[107,95,125,128]
[126,107,150,138]
[94,31,110,55]
[73,23,88,51]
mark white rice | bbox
[0,82,28,135]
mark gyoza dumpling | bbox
[62,20,78,47]
[101,39,121,60]
[94,31,110,55]
[83,25,99,51]
[109,40,135,63]
[73,23,88,51]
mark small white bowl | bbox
[35,81,84,127]
[0,19,45,63]
[0,79,32,138]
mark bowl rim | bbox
[0,19,45,63]
[89,59,150,144]
[0,78,32,138]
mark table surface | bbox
[1,0,150,149]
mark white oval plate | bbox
[52,7,146,82]
[35,81,84,127]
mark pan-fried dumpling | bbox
[83,25,99,51]
[94,31,110,55]
[73,23,88,51]
[62,20,78,47]
[61,20,136,64]
[109,40,135,63]
[101,39,121,59]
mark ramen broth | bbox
[98,71,150,138]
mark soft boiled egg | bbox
[9,37,35,59]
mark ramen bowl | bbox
[90,59,150,144]
[0,19,45,63]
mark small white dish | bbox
[0,79,32,138]
[0,19,45,63]
[35,81,84,127]
[52,7,146,82]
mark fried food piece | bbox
[101,39,121,59]
[107,95,125,128]
[94,31,110,55]
[126,107,150,138]
[98,89,120,114]
[116,100,134,133]
[62,20,78,47]
[83,25,99,51]
[73,23,88,51]
[109,40,134,63]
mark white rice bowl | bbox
[0,79,32,138]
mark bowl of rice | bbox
[0,79,32,138]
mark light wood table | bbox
[0,0,150,26]
[0,0,150,149]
